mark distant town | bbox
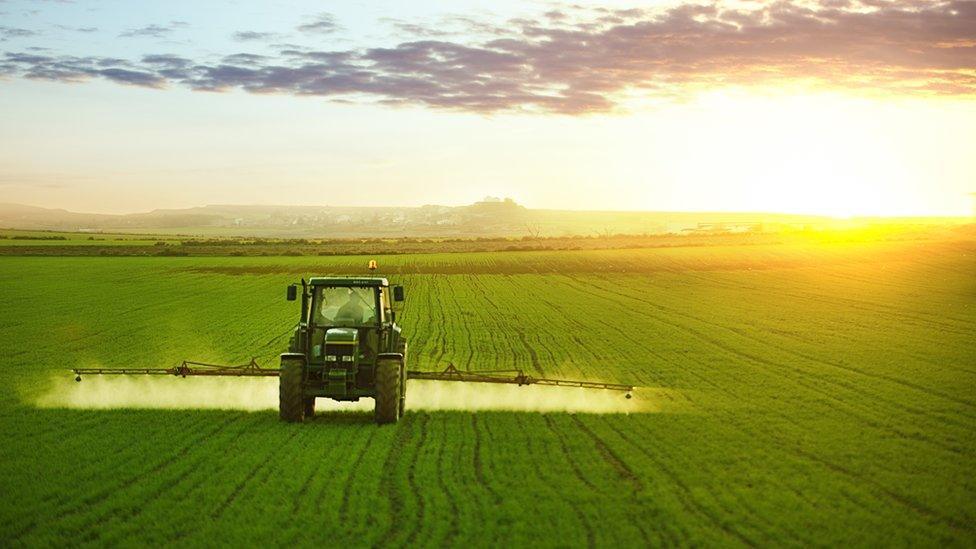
[0,198,967,239]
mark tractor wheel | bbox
[303,397,316,418]
[374,359,402,424]
[398,374,406,417]
[279,358,305,423]
[398,339,408,417]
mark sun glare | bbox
[643,90,948,218]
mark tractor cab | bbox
[288,276,404,364]
[307,279,393,365]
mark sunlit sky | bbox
[1,0,974,217]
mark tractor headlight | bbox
[341,355,354,362]
[325,355,337,362]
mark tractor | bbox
[281,276,407,424]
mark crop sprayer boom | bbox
[406,363,634,392]
[69,265,637,424]
[73,359,278,379]
[73,362,633,393]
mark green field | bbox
[0,229,175,246]
[1,237,974,546]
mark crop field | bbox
[1,236,974,546]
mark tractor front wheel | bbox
[279,358,305,423]
[304,397,316,418]
[374,359,402,424]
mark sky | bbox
[0,0,974,217]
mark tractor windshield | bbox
[314,286,378,326]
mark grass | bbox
[0,228,176,246]
[0,236,974,546]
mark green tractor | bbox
[281,276,407,424]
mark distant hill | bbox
[0,201,961,238]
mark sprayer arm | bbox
[406,363,634,394]
[72,359,278,381]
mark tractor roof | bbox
[308,276,389,287]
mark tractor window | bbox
[379,287,391,322]
[315,287,377,326]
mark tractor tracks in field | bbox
[545,415,654,546]
[86,414,215,480]
[471,412,503,506]
[424,278,449,367]
[567,276,974,451]
[15,414,244,543]
[291,456,323,516]
[118,418,272,543]
[792,446,976,535]
[671,394,972,540]
[466,275,520,372]
[514,328,544,377]
[623,416,819,546]
[379,422,413,541]
[679,267,973,334]
[542,415,600,492]
[15,417,240,538]
[6,411,111,450]
[209,429,303,521]
[670,272,976,392]
[589,274,976,414]
[432,416,462,545]
[26,414,215,514]
[447,276,475,370]
[334,427,382,521]
[569,415,643,494]
[503,273,633,380]
[287,425,381,543]
[517,414,596,548]
[596,416,764,548]
[378,414,430,546]
[470,414,502,505]
[403,414,430,547]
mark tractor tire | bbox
[279,358,305,423]
[374,359,402,425]
[398,339,408,417]
[304,397,316,418]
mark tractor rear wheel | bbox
[374,359,402,424]
[279,358,305,423]
[303,397,316,418]
[398,339,408,417]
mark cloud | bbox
[382,18,452,38]
[233,30,280,41]
[4,1,976,113]
[119,24,172,38]
[297,12,340,34]
[119,21,186,38]
[56,24,98,33]
[97,67,164,87]
[0,26,39,40]
[0,52,161,86]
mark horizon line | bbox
[2,201,972,221]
